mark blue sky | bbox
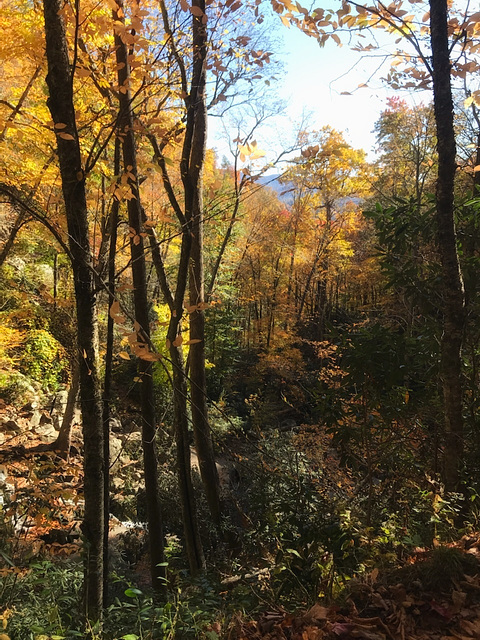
[208,13,432,165]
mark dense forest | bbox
[1,0,480,638]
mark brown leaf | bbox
[173,335,183,347]
[303,603,329,623]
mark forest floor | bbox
[2,399,480,639]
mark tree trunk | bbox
[429,0,466,492]
[185,0,223,531]
[43,0,104,620]
[52,360,80,455]
[113,1,166,592]
[0,210,29,267]
[145,215,206,575]
[102,139,121,603]
[170,342,206,574]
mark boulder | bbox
[110,435,123,470]
[2,420,22,435]
[34,423,57,441]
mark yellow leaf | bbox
[118,351,130,360]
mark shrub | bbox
[20,329,68,391]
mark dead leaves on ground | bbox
[228,568,480,640]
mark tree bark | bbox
[144,215,206,575]
[429,0,466,492]
[170,341,206,573]
[113,1,166,592]
[52,359,80,455]
[0,211,29,267]
[101,139,121,603]
[43,0,104,621]
[187,0,222,530]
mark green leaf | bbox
[121,635,139,640]
[124,588,143,598]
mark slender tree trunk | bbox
[429,0,466,492]
[113,2,166,592]
[0,64,41,141]
[186,0,223,531]
[102,139,121,603]
[52,359,80,454]
[43,0,104,620]
[170,342,206,573]
[189,208,222,530]
[0,211,29,267]
[147,220,206,574]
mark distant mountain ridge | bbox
[256,174,294,205]
[255,174,362,210]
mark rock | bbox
[40,413,54,426]
[110,418,123,433]
[2,420,22,434]
[21,401,38,412]
[28,410,43,429]
[34,423,57,441]
[110,435,123,470]
[121,430,142,443]
[51,388,69,430]
[112,477,125,490]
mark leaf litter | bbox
[226,546,480,640]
